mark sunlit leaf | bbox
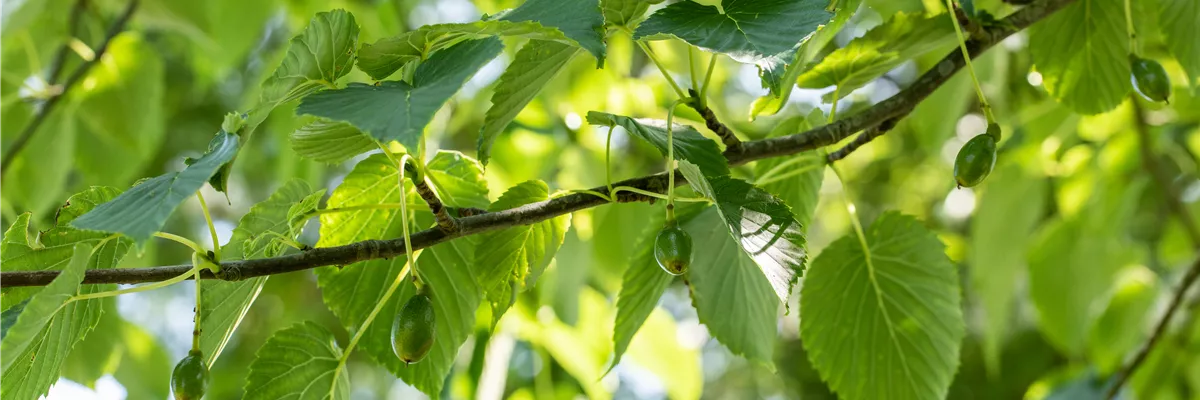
[290,120,379,164]
[260,9,359,106]
[801,212,965,400]
[300,38,503,152]
[1030,0,1129,114]
[426,151,491,210]
[71,131,239,243]
[601,0,663,29]
[610,210,672,371]
[479,40,579,165]
[243,321,349,400]
[586,111,729,177]
[635,0,831,65]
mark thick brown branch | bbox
[0,0,1077,287]
[0,0,139,174]
[686,89,741,150]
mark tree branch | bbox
[825,118,898,163]
[404,163,458,232]
[0,0,1077,288]
[686,89,741,150]
[0,0,139,174]
[1105,100,1200,398]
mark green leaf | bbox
[479,40,580,165]
[968,164,1046,375]
[1158,0,1200,88]
[626,308,702,400]
[1029,0,1129,114]
[586,111,730,177]
[0,106,75,217]
[750,0,862,118]
[426,151,491,210]
[800,212,965,400]
[243,321,349,400]
[316,153,406,249]
[63,301,173,400]
[260,9,360,106]
[684,208,777,369]
[201,180,324,365]
[71,131,239,243]
[1088,266,1159,375]
[475,180,571,323]
[680,164,807,305]
[498,0,606,65]
[290,120,379,164]
[634,0,832,64]
[796,11,956,99]
[601,0,662,29]
[610,210,673,371]
[299,38,504,152]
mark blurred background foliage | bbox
[1,0,1199,398]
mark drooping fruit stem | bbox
[944,0,995,124]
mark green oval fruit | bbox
[1130,56,1171,103]
[171,350,209,400]
[954,134,997,188]
[392,293,436,364]
[654,224,693,276]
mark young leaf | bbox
[200,180,325,365]
[1159,0,1200,89]
[474,180,571,324]
[634,0,832,64]
[70,131,240,243]
[610,210,673,371]
[479,40,580,165]
[299,38,503,152]
[679,163,806,306]
[684,208,778,369]
[243,321,349,400]
[586,111,729,177]
[796,11,956,99]
[800,212,965,400]
[1030,0,1129,114]
[290,120,379,164]
[260,9,360,106]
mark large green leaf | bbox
[260,9,360,106]
[750,0,862,118]
[795,11,955,99]
[680,163,806,305]
[200,180,324,365]
[474,180,571,323]
[586,111,730,177]
[70,131,239,243]
[1158,0,1200,88]
[685,208,778,368]
[0,105,75,217]
[299,38,503,152]
[498,0,605,64]
[634,0,831,64]
[478,40,580,165]
[316,153,406,249]
[968,164,1046,374]
[63,301,172,400]
[243,321,349,400]
[800,212,965,400]
[290,120,379,164]
[0,243,100,400]
[610,210,673,371]
[1030,0,1129,114]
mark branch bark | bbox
[0,0,140,174]
[0,0,1078,287]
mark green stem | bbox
[688,46,700,92]
[636,41,687,99]
[829,86,842,123]
[68,262,205,304]
[154,232,205,254]
[1123,0,1137,54]
[610,186,708,203]
[756,156,817,184]
[699,53,718,108]
[192,252,203,351]
[308,204,407,219]
[196,191,221,261]
[666,101,679,212]
[255,230,307,251]
[605,123,616,194]
[944,0,995,124]
[757,162,825,186]
[571,189,613,203]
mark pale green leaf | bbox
[751,0,863,118]
[426,151,491,210]
[300,38,504,152]
[586,111,729,177]
[801,212,965,400]
[1088,266,1159,375]
[244,321,349,400]
[200,180,324,365]
[290,120,379,164]
[71,131,239,243]
[316,153,406,249]
[685,208,777,368]
[968,164,1046,375]
[1158,0,1200,88]
[1030,0,1129,114]
[479,40,579,165]
[261,9,359,106]
[475,180,571,323]
[635,0,832,64]
[601,0,662,29]
[796,11,955,99]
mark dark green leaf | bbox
[498,0,606,65]
[290,120,379,164]
[300,38,504,152]
[1029,0,1128,114]
[801,212,965,400]
[634,0,832,64]
[586,111,729,177]
[479,40,580,165]
[71,131,239,243]
[750,0,862,118]
[243,321,349,400]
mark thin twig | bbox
[1105,100,1200,398]
[404,163,458,232]
[825,118,899,163]
[0,0,1079,287]
[0,0,139,174]
[685,88,741,150]
[45,0,90,85]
